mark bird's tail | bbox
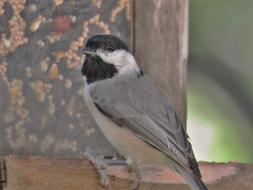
[172,162,208,190]
[187,177,208,190]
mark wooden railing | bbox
[0,156,252,190]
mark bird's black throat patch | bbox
[81,55,118,84]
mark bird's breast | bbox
[83,83,171,166]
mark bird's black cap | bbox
[82,35,128,54]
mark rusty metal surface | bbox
[0,0,131,158]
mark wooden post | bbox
[0,156,252,190]
[0,158,7,190]
[133,0,188,126]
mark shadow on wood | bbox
[0,156,252,190]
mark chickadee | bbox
[81,34,208,190]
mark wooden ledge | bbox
[0,156,252,190]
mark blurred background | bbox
[188,0,253,163]
[0,0,252,163]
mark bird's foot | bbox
[104,156,141,190]
[84,147,128,187]
[127,157,141,190]
[84,147,109,186]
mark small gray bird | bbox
[81,34,208,190]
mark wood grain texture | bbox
[134,0,188,126]
[0,158,7,190]
[1,156,252,190]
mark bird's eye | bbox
[107,45,114,52]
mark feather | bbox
[89,73,201,178]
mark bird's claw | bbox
[84,147,141,189]
[84,147,109,187]
[131,164,141,190]
[126,156,141,190]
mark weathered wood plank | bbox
[1,156,252,190]
[134,0,188,126]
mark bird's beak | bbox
[82,48,96,56]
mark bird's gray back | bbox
[89,74,201,178]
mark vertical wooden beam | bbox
[0,158,7,190]
[134,0,188,126]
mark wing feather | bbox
[90,74,201,177]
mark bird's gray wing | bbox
[90,74,201,177]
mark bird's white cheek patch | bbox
[96,49,110,62]
[95,49,140,75]
[96,49,121,63]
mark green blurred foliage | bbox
[188,0,253,163]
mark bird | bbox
[81,34,208,190]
